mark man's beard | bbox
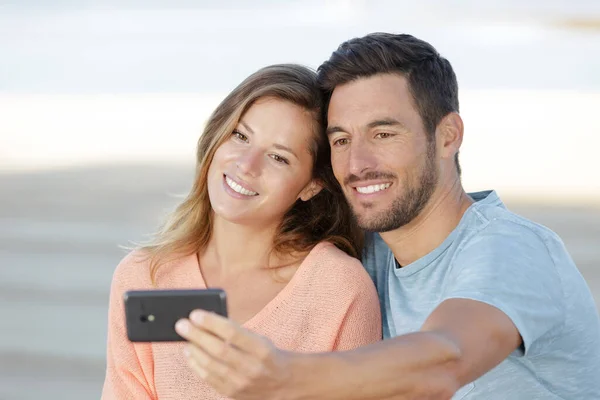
[351,142,438,233]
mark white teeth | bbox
[225,176,257,196]
[356,183,391,194]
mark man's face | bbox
[327,73,438,232]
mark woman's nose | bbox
[235,148,262,177]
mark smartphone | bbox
[124,289,228,342]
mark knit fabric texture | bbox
[101,241,382,399]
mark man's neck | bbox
[380,178,473,267]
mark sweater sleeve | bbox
[101,253,156,399]
[332,260,383,351]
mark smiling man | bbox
[176,33,600,399]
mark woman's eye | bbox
[232,130,248,142]
[270,154,289,164]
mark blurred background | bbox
[1,0,599,398]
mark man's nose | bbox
[347,140,377,177]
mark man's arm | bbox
[300,298,521,399]
[174,298,520,400]
[421,298,522,386]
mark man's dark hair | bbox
[317,32,461,174]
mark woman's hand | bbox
[175,310,296,400]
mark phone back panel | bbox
[124,289,227,342]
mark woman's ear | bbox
[299,180,324,201]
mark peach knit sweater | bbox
[101,242,382,399]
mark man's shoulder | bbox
[464,198,565,257]
[447,199,575,297]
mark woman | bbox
[101,64,381,399]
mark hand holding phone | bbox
[124,289,228,342]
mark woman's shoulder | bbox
[112,248,198,290]
[111,249,154,289]
[306,241,375,292]
[309,241,363,269]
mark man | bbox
[175,33,600,399]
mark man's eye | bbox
[232,130,248,142]
[333,138,349,146]
[376,132,392,139]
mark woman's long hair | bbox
[140,64,362,282]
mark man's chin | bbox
[355,212,386,232]
[354,207,408,232]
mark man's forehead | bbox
[327,74,416,127]
[331,73,408,98]
[330,75,410,110]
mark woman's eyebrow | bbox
[272,143,298,159]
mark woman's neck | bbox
[200,215,281,275]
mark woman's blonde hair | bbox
[142,64,362,282]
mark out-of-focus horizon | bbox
[1,1,599,399]
[2,0,600,201]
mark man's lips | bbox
[351,181,393,195]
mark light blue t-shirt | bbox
[362,190,600,399]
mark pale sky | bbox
[1,0,599,93]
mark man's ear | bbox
[436,112,464,161]
[299,180,324,202]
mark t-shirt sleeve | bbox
[441,221,565,356]
[101,254,156,399]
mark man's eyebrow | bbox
[326,118,407,136]
[326,126,345,136]
[366,118,406,129]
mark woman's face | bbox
[207,97,321,228]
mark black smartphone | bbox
[124,289,228,342]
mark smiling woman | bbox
[100,64,382,399]
[207,98,319,227]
